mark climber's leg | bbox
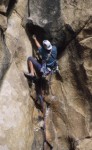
[27,59,35,76]
[26,56,42,76]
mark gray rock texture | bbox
[0,0,92,150]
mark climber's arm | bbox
[32,35,41,49]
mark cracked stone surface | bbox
[0,0,92,150]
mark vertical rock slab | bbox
[0,0,34,149]
[0,63,34,150]
[5,11,32,71]
[61,0,92,32]
[28,0,92,149]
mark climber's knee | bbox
[27,56,33,63]
[27,56,41,72]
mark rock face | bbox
[0,0,10,13]
[0,0,92,150]
[28,0,92,150]
[28,0,63,43]
[0,0,34,150]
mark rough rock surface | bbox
[0,0,34,150]
[0,0,10,13]
[28,0,92,150]
[0,0,92,150]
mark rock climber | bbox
[25,35,57,78]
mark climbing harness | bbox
[41,60,59,77]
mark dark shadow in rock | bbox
[69,39,92,104]
[25,21,48,62]
[55,71,63,82]
[24,76,44,111]
[0,0,3,5]
[0,12,6,15]
[57,24,77,59]
[26,21,47,44]
[6,0,17,17]
[24,75,50,112]
[35,77,49,95]
[67,136,76,150]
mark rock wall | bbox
[0,0,34,150]
[0,0,92,150]
[28,0,92,150]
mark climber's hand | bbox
[32,35,36,40]
[32,34,41,48]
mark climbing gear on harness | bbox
[40,48,59,77]
[41,60,59,78]
[40,62,51,77]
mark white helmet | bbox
[43,40,52,50]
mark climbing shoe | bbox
[24,72,36,80]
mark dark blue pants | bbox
[27,56,41,72]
